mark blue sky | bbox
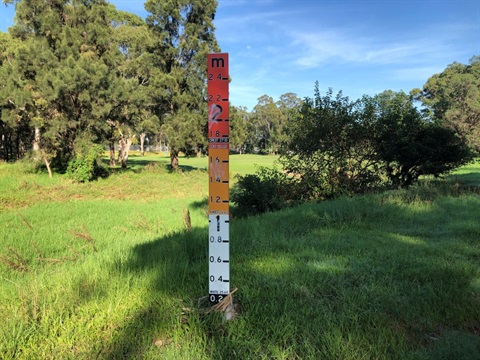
[1,0,479,110]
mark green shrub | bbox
[66,144,106,182]
[231,166,295,217]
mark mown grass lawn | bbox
[0,156,479,359]
[116,152,279,176]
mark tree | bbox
[280,85,382,199]
[2,0,127,174]
[276,92,302,151]
[145,0,220,169]
[277,92,302,110]
[251,95,286,154]
[110,10,158,165]
[373,90,473,187]
[233,85,473,214]
[280,86,472,197]
[137,111,160,156]
[1,0,158,172]
[229,105,248,153]
[414,56,480,153]
[0,31,33,161]
[276,92,302,129]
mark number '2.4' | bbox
[208,73,224,80]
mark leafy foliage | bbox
[280,85,384,199]
[0,0,128,170]
[250,95,287,154]
[233,85,473,215]
[415,56,480,153]
[373,90,473,187]
[229,105,249,153]
[231,166,294,217]
[0,0,475,191]
[66,144,106,183]
[0,0,220,171]
[145,0,220,168]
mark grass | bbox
[120,152,279,176]
[0,155,479,359]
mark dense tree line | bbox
[231,58,479,161]
[0,0,219,176]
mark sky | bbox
[1,0,479,110]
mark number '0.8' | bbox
[209,236,223,243]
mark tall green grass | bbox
[0,156,479,359]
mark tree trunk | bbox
[170,148,179,169]
[44,157,52,178]
[118,138,124,165]
[109,139,116,166]
[121,137,133,169]
[33,127,41,161]
[0,132,4,161]
[140,132,146,156]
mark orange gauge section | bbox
[207,52,229,215]
[208,147,229,213]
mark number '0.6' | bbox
[209,256,222,263]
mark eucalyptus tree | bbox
[277,92,302,113]
[251,94,286,154]
[276,92,302,151]
[145,0,220,168]
[229,105,249,154]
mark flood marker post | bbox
[207,53,230,306]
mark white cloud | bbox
[288,24,471,69]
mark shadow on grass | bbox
[103,155,206,175]
[99,192,480,359]
[447,172,480,188]
[189,197,208,210]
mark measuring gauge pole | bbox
[207,53,230,305]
